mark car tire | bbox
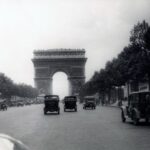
[145,118,149,123]
[44,111,47,115]
[121,111,126,123]
[58,110,60,115]
[133,113,139,125]
[64,108,66,112]
[58,108,60,114]
[75,107,77,112]
[44,108,47,115]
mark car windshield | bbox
[85,98,95,102]
[129,92,150,105]
[65,98,76,101]
[140,92,150,104]
[45,95,59,100]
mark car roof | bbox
[129,91,150,95]
[64,96,76,98]
[84,96,95,99]
[45,95,59,98]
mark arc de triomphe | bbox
[32,49,87,95]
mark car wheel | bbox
[75,107,77,112]
[44,108,47,115]
[44,111,47,115]
[58,110,60,115]
[121,111,126,123]
[145,118,149,123]
[58,108,60,114]
[133,113,139,125]
[64,108,66,112]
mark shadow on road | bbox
[126,121,150,127]
[44,113,60,116]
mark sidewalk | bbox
[105,100,128,108]
[103,101,121,108]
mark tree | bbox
[119,21,150,82]
[130,20,149,48]
[144,27,150,50]
[79,20,150,104]
[0,72,38,99]
[0,73,15,99]
[16,83,38,98]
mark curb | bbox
[104,105,120,108]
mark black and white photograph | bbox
[0,0,150,150]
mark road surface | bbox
[0,104,150,150]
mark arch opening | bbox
[52,72,69,100]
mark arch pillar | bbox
[34,77,53,95]
[68,76,85,95]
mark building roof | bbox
[34,48,85,53]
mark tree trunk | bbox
[108,88,111,104]
[127,81,130,105]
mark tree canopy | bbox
[0,73,38,99]
[79,20,150,103]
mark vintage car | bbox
[83,96,96,109]
[16,101,24,107]
[121,91,150,125]
[0,103,7,111]
[25,101,32,105]
[43,95,60,115]
[63,96,77,112]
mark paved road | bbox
[0,104,150,150]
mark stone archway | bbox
[32,49,87,96]
[52,72,69,97]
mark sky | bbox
[0,0,150,97]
